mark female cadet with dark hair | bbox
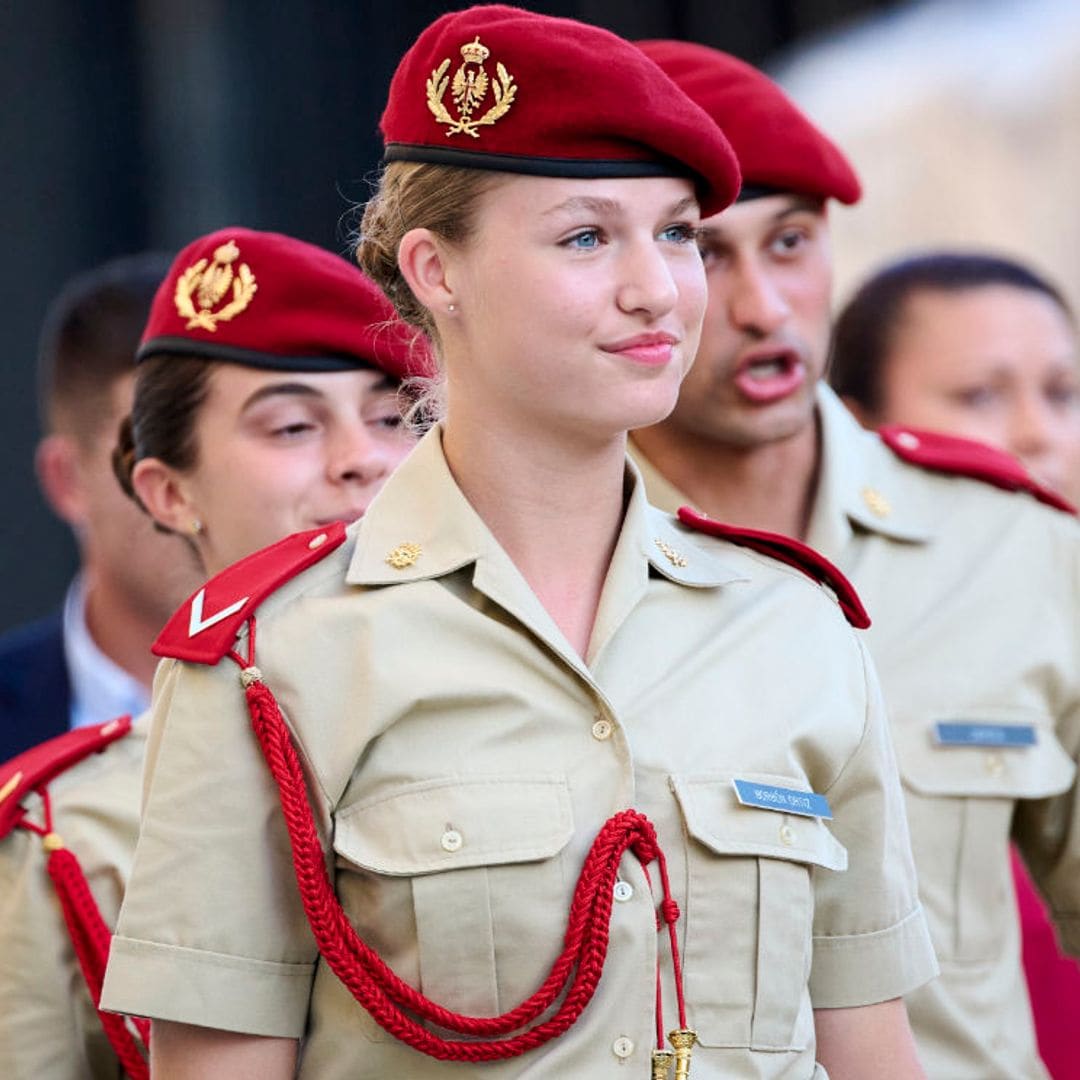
[0,228,426,1080]
[101,7,937,1078]
[829,251,1080,504]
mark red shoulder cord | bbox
[228,618,697,1068]
[15,789,150,1080]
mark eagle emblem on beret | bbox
[174,239,258,332]
[426,36,517,138]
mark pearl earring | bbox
[191,519,204,536]
[447,303,456,313]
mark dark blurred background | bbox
[0,0,890,633]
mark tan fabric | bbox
[102,425,934,1078]
[0,719,147,1080]
[633,385,1080,1080]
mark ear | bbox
[397,228,455,312]
[840,394,875,430]
[35,434,89,526]
[131,457,198,537]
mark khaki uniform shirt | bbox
[0,718,147,1080]
[633,385,1080,1080]
[102,425,935,1079]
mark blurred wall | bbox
[775,0,1080,313]
[0,0,883,633]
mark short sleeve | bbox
[101,658,320,1037]
[809,638,939,1007]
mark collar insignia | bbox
[654,538,688,568]
[385,542,422,569]
[174,239,258,332]
[426,36,517,139]
[188,588,251,638]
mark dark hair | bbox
[38,252,173,445]
[112,355,214,514]
[828,251,1075,415]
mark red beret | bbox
[637,40,861,206]
[137,227,433,379]
[380,5,741,217]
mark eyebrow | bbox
[541,194,700,219]
[239,372,397,413]
[697,195,825,244]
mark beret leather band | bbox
[383,143,698,183]
[135,336,383,373]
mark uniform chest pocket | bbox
[894,718,1073,963]
[332,775,574,1040]
[671,774,846,1053]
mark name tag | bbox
[732,779,832,820]
[933,722,1037,748]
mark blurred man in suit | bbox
[0,253,201,761]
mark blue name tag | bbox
[732,779,832,820]
[934,722,1037,748]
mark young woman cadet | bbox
[100,7,937,1078]
[0,227,426,1080]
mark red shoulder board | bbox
[677,506,871,629]
[880,426,1077,515]
[153,522,349,665]
[0,715,133,839]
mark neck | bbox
[80,569,162,689]
[442,405,627,658]
[633,418,821,540]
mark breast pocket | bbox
[332,775,574,1040]
[671,773,847,1052]
[894,718,1074,962]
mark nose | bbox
[1008,390,1056,462]
[616,239,679,319]
[727,257,790,336]
[328,419,393,486]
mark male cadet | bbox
[0,255,200,762]
[632,40,1080,1080]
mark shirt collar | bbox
[346,426,747,670]
[807,385,934,553]
[62,576,151,730]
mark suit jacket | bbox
[0,612,71,764]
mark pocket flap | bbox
[671,773,847,872]
[895,719,1075,798]
[333,775,574,875]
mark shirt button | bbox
[440,829,464,853]
[613,881,634,902]
[779,824,796,846]
[612,1036,635,1059]
[591,718,613,741]
[985,752,1005,777]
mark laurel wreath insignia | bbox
[174,251,258,332]
[426,53,517,138]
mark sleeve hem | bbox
[101,935,314,1037]
[809,904,939,1008]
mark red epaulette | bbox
[677,506,871,629]
[0,716,133,839]
[880,426,1077,515]
[154,522,348,665]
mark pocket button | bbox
[779,824,796,846]
[440,828,464,853]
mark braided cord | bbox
[239,658,679,1062]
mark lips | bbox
[315,510,365,527]
[732,348,806,404]
[600,331,679,367]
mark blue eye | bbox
[562,228,602,250]
[659,223,698,244]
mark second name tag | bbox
[934,722,1037,748]
[732,779,833,820]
